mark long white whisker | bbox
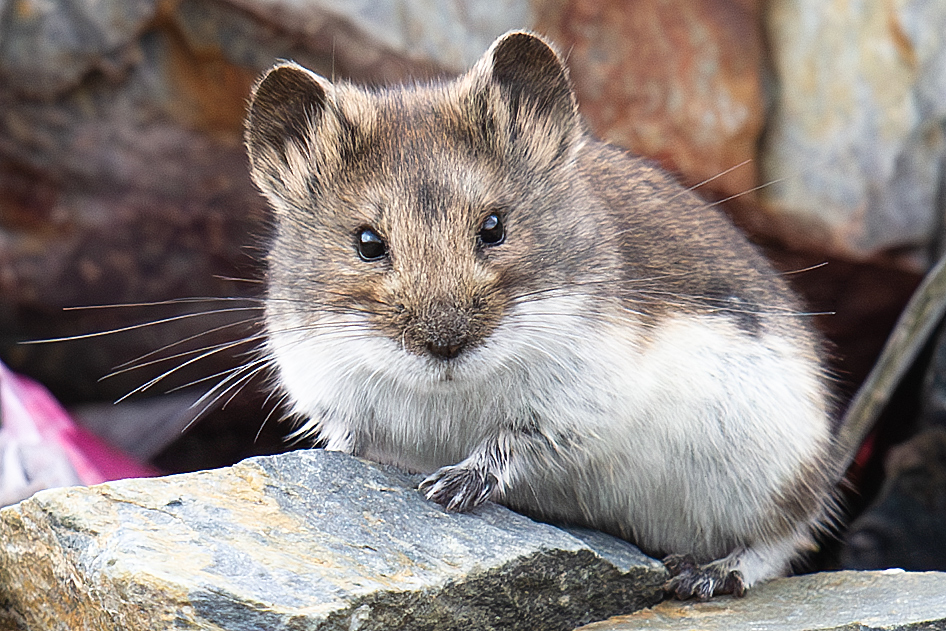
[113,336,265,403]
[705,176,788,207]
[182,361,270,432]
[108,319,263,374]
[257,391,292,443]
[666,158,753,203]
[212,275,264,285]
[21,307,263,344]
[104,332,267,381]
[62,297,264,310]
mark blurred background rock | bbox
[1,0,944,569]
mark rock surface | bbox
[761,0,946,267]
[836,257,946,571]
[0,449,667,630]
[576,570,946,631]
[535,0,764,203]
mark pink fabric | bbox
[0,361,157,485]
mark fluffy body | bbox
[246,32,836,598]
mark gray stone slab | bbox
[577,570,946,631]
[0,449,666,630]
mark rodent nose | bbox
[426,341,465,360]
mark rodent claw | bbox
[419,464,496,512]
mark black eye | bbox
[479,213,505,246]
[356,227,387,261]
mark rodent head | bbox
[246,32,598,372]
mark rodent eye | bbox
[356,227,387,261]
[479,213,505,246]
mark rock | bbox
[830,256,946,571]
[220,0,534,75]
[534,0,765,202]
[576,570,946,631]
[0,449,667,630]
[0,0,158,97]
[761,0,946,268]
[842,428,946,571]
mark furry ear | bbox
[487,31,576,126]
[471,31,580,166]
[245,62,342,207]
[245,62,329,170]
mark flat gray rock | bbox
[577,570,946,631]
[0,449,666,630]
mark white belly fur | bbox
[268,295,831,561]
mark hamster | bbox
[243,31,837,599]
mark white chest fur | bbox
[266,292,831,561]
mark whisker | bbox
[213,275,264,284]
[104,331,267,382]
[666,158,753,203]
[20,307,264,344]
[705,175,788,208]
[781,262,829,275]
[163,364,254,394]
[219,368,262,411]
[257,391,292,443]
[176,361,264,412]
[61,297,264,310]
[113,335,266,403]
[183,360,270,431]
[108,317,263,374]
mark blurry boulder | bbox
[761,0,946,269]
[842,428,946,571]
[535,0,765,203]
[1,0,939,489]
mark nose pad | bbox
[426,341,465,360]
[410,300,473,361]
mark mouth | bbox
[414,349,475,385]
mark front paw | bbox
[663,554,747,600]
[418,464,497,512]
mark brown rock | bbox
[534,0,765,202]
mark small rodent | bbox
[244,31,837,599]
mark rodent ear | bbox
[487,31,576,122]
[472,31,580,165]
[245,62,329,171]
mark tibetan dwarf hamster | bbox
[244,31,836,599]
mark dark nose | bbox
[426,341,465,360]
